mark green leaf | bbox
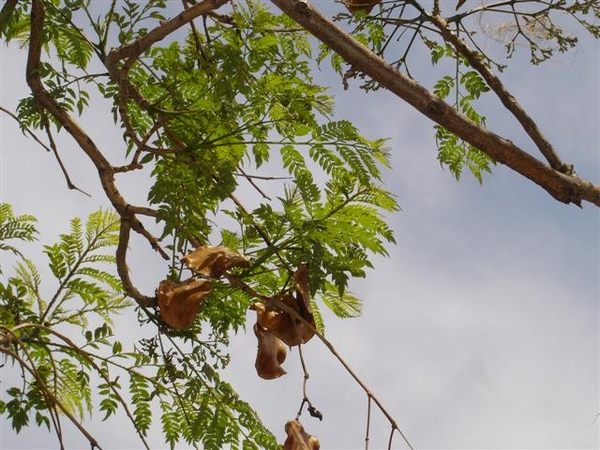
[0,204,38,271]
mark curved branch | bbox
[270,0,600,207]
[105,0,229,73]
[26,0,168,266]
[116,220,158,308]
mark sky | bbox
[1,1,599,449]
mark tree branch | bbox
[27,0,168,271]
[41,119,91,196]
[116,221,159,308]
[105,0,229,74]
[270,0,600,207]
[225,273,415,450]
[0,106,51,152]
[0,0,18,36]
[0,331,103,450]
[430,12,573,174]
[9,323,151,449]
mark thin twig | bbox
[156,328,260,444]
[34,336,65,447]
[0,330,103,450]
[387,425,397,450]
[233,173,291,181]
[238,166,272,200]
[42,119,91,196]
[113,120,163,173]
[224,274,415,450]
[365,395,372,450]
[157,332,195,432]
[316,329,414,450]
[40,214,121,324]
[229,192,291,271]
[295,344,310,419]
[1,106,90,196]
[0,106,53,152]
[159,124,290,270]
[183,0,211,65]
[9,323,151,450]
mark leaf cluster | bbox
[431,48,494,182]
[321,0,598,182]
[0,206,277,449]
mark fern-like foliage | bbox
[432,46,495,183]
[0,207,277,449]
[38,209,128,326]
[0,203,37,272]
[2,1,403,447]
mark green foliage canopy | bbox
[0,0,598,448]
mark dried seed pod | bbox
[182,245,249,278]
[283,420,320,450]
[158,278,212,330]
[254,296,314,347]
[253,265,316,346]
[254,323,287,380]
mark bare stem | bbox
[295,344,310,419]
[387,425,397,450]
[225,274,415,450]
[42,119,91,196]
[365,395,372,450]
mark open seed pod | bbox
[182,245,249,278]
[254,323,287,380]
[253,265,316,346]
[283,420,320,450]
[254,295,314,346]
[158,278,212,330]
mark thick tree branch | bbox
[430,12,572,174]
[105,0,229,74]
[27,0,168,308]
[116,221,158,308]
[270,0,600,207]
